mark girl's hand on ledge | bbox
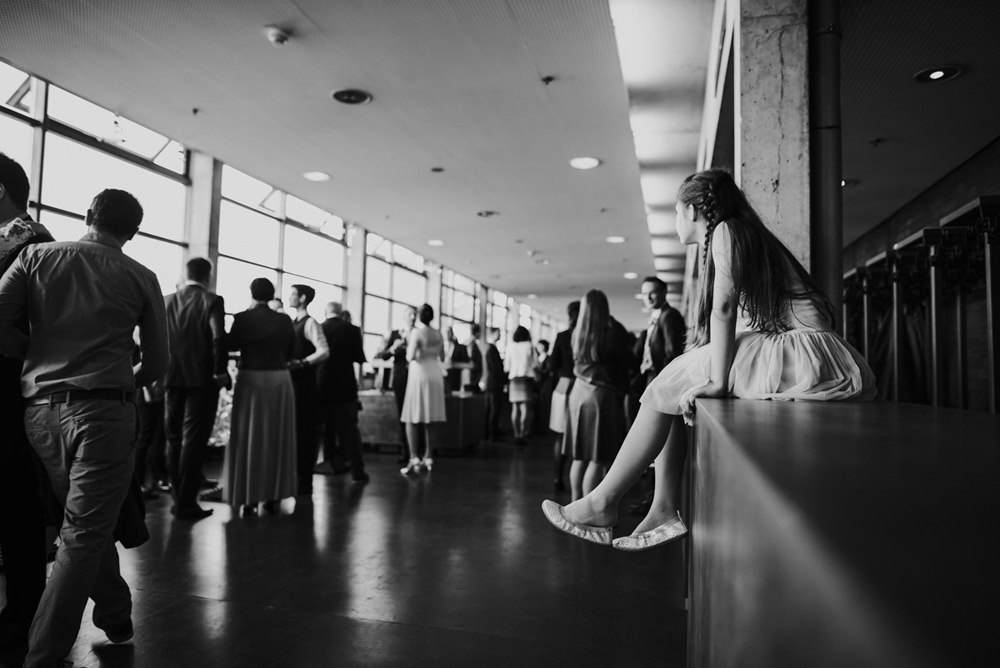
[681,381,729,426]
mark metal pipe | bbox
[809,0,844,318]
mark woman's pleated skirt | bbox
[224,369,298,507]
[562,377,626,464]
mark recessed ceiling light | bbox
[428,239,444,247]
[570,156,601,170]
[606,235,627,244]
[623,272,638,280]
[527,293,538,299]
[913,65,962,83]
[332,88,373,104]
[477,210,499,218]
[431,167,445,173]
[303,171,330,182]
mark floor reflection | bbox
[51,437,686,667]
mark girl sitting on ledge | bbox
[542,169,876,551]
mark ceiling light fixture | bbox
[913,65,962,83]
[332,88,373,104]
[428,239,444,247]
[570,156,601,170]
[527,293,538,299]
[623,272,638,280]
[606,235,627,244]
[303,171,330,182]
[477,210,499,218]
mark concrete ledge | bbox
[688,399,1000,668]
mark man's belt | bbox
[25,389,136,406]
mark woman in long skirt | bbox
[224,277,298,516]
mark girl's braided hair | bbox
[678,169,834,347]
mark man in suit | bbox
[443,325,469,393]
[629,276,686,515]
[318,301,369,483]
[481,327,506,441]
[0,153,52,666]
[634,276,686,389]
[164,257,230,521]
[0,188,168,667]
[376,305,416,463]
[463,323,484,392]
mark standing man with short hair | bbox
[318,301,369,483]
[481,327,506,441]
[288,283,329,495]
[164,256,229,521]
[0,153,52,666]
[628,275,686,516]
[0,188,168,668]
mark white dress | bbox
[400,324,447,424]
[642,295,876,415]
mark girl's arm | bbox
[406,327,420,362]
[683,223,737,417]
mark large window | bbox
[441,269,478,343]
[488,289,511,352]
[0,70,194,296]
[362,233,428,363]
[215,166,346,315]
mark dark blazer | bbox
[318,316,366,403]
[548,328,575,379]
[633,305,686,388]
[228,304,296,370]
[482,343,505,392]
[164,283,227,387]
[464,338,483,388]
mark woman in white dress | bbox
[399,303,447,474]
[543,169,876,551]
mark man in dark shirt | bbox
[318,301,369,483]
[163,257,230,521]
[481,327,506,441]
[0,189,168,668]
[0,153,52,666]
[376,304,416,463]
[288,284,329,495]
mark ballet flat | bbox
[611,512,687,552]
[541,499,612,546]
[400,458,422,476]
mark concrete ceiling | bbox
[0,0,713,331]
[1,0,994,330]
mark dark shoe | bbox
[262,500,280,513]
[351,471,370,483]
[173,506,213,521]
[155,479,171,492]
[241,504,258,517]
[100,620,134,644]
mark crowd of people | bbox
[0,150,879,665]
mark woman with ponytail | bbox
[543,169,875,551]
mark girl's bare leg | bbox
[581,461,604,496]
[632,425,687,534]
[561,404,674,526]
[404,423,421,460]
[569,459,586,501]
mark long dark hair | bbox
[678,169,834,346]
[572,289,610,364]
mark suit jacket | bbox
[633,305,686,388]
[548,328,574,379]
[164,283,227,387]
[318,316,366,403]
[482,343,505,392]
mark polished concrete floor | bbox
[7,437,687,667]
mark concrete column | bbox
[735,0,811,266]
[344,223,365,321]
[185,151,221,287]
